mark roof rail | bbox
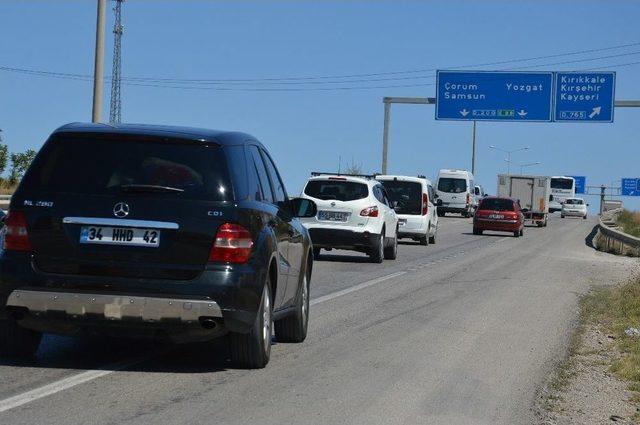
[310,171,377,179]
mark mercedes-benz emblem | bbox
[113,202,130,218]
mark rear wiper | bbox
[119,184,184,193]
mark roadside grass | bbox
[582,278,640,393]
[0,182,17,195]
[616,210,640,238]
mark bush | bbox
[616,210,640,238]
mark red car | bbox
[473,196,524,237]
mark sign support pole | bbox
[381,97,640,175]
[471,121,477,175]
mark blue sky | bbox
[1,1,639,210]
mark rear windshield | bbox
[479,198,514,211]
[379,180,422,215]
[21,137,232,201]
[565,199,584,205]
[438,177,467,193]
[551,178,574,190]
[304,180,368,202]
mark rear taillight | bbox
[466,193,471,205]
[422,193,429,216]
[360,206,379,217]
[3,211,32,252]
[209,223,254,264]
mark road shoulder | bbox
[536,274,640,425]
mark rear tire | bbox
[583,215,587,220]
[384,234,397,260]
[369,232,384,263]
[429,226,437,244]
[520,228,524,237]
[418,235,428,246]
[561,214,565,218]
[0,320,42,359]
[312,247,321,259]
[275,272,309,343]
[229,281,272,369]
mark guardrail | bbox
[596,208,640,257]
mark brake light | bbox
[422,193,429,216]
[328,177,346,181]
[3,211,32,252]
[209,223,253,264]
[360,206,379,217]
[466,193,471,206]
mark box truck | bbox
[497,174,550,227]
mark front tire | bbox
[275,272,310,343]
[0,320,42,359]
[473,227,482,235]
[229,281,272,369]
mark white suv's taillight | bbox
[360,206,379,217]
[3,211,32,252]
[209,223,253,264]
[422,193,429,216]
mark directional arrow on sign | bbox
[460,109,469,117]
[517,110,527,117]
[588,106,601,119]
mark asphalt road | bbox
[0,215,636,425]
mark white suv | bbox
[376,175,439,246]
[300,173,398,263]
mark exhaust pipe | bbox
[199,317,217,330]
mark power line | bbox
[1,43,640,91]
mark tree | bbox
[343,159,363,175]
[0,144,8,182]
[9,149,37,185]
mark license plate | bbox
[398,219,407,226]
[80,226,161,247]
[318,211,350,222]
[489,214,505,219]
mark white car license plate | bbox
[80,226,160,247]
[489,214,505,219]
[318,211,350,222]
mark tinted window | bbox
[224,145,248,200]
[428,185,435,203]
[438,178,467,193]
[565,199,583,205]
[248,145,273,203]
[551,178,574,190]
[479,198,515,211]
[260,150,287,207]
[23,137,232,201]
[380,180,422,215]
[304,180,368,201]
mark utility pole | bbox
[600,185,606,215]
[471,121,477,175]
[92,0,107,123]
[109,0,125,124]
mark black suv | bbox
[0,123,316,368]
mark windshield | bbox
[304,180,368,201]
[551,178,574,190]
[379,180,422,215]
[564,199,584,205]
[22,137,232,201]
[438,177,467,193]
[479,198,515,211]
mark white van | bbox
[376,175,439,245]
[436,169,475,217]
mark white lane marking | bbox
[311,271,407,306]
[0,356,148,414]
[0,271,409,413]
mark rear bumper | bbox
[0,252,266,338]
[474,218,521,232]
[439,205,470,214]
[308,228,377,250]
[562,210,586,217]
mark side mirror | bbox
[587,203,590,206]
[436,199,443,207]
[290,198,317,218]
